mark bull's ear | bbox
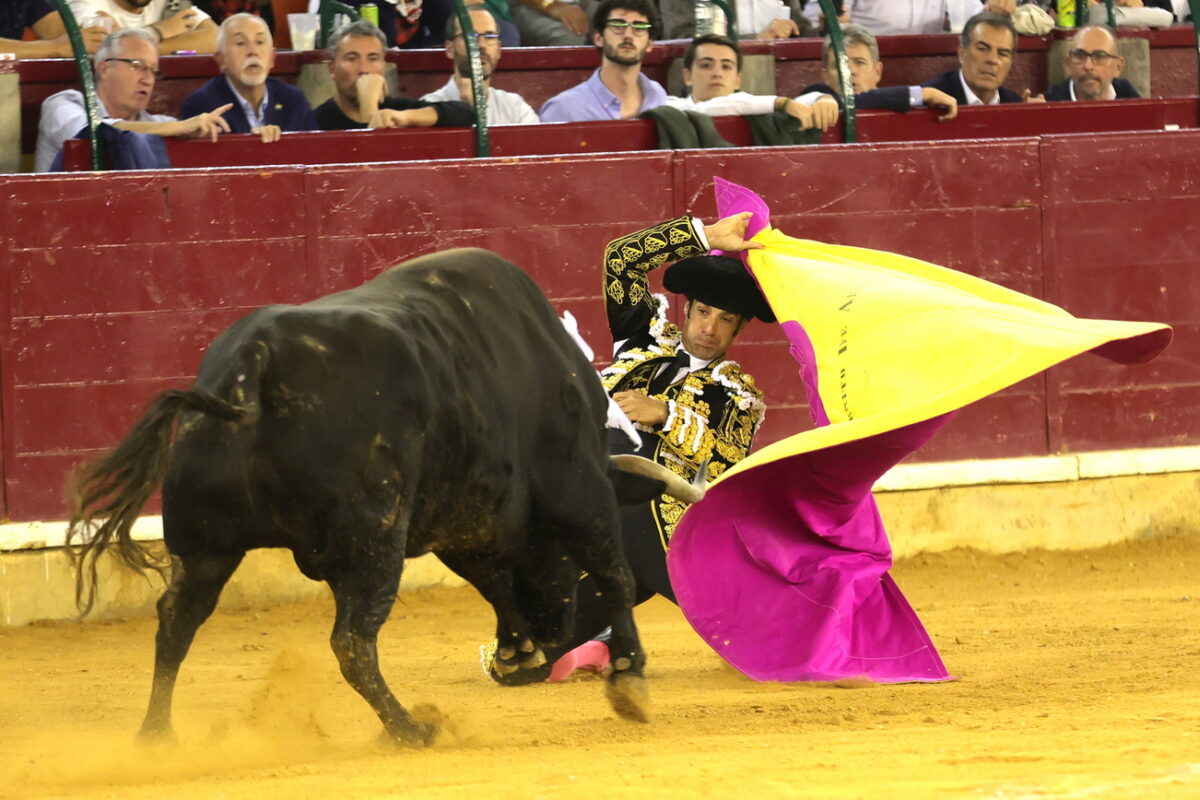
[608,469,667,506]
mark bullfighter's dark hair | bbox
[591,0,662,42]
[683,34,742,72]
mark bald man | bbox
[1045,25,1139,102]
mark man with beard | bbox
[538,0,666,123]
[35,28,231,170]
[66,0,218,54]
[420,6,538,126]
[1044,25,1139,102]
[313,20,474,130]
[179,13,313,143]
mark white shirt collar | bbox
[225,76,268,129]
[1068,80,1117,101]
[958,69,1000,106]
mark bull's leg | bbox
[437,552,549,685]
[552,499,651,723]
[139,550,244,742]
[326,561,436,747]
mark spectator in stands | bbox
[421,7,538,125]
[66,0,219,54]
[803,0,1016,36]
[659,0,816,42]
[1045,25,1139,102]
[314,20,475,130]
[802,24,957,120]
[539,0,665,122]
[1,0,108,57]
[665,34,839,130]
[192,1,275,32]
[922,12,1029,105]
[334,0,459,48]
[180,14,312,142]
[511,0,597,46]
[35,28,231,171]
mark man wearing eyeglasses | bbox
[420,6,538,125]
[35,28,232,171]
[66,0,219,55]
[179,14,314,143]
[538,0,666,123]
[1044,25,1139,102]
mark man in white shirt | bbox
[67,0,217,54]
[421,7,538,126]
[35,28,230,171]
[664,34,840,131]
[803,0,1015,36]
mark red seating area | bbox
[2,129,1197,520]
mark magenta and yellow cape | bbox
[665,179,1171,683]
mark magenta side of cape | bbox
[667,416,955,683]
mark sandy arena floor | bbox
[1,533,1197,800]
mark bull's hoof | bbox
[380,719,439,749]
[135,723,179,747]
[481,641,552,686]
[605,671,651,723]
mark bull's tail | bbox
[65,388,251,616]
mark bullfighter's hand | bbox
[253,125,282,143]
[179,103,232,141]
[613,390,669,426]
[921,87,958,120]
[704,212,765,253]
[757,18,799,40]
[809,95,840,130]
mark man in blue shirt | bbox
[539,0,666,123]
[180,13,314,143]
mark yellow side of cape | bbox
[712,228,1172,488]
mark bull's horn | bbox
[610,454,706,504]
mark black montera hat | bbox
[663,255,776,323]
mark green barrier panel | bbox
[816,0,855,143]
[320,0,362,49]
[450,0,489,157]
[48,0,104,169]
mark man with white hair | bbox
[179,13,313,143]
[35,28,231,171]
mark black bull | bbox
[67,248,701,746]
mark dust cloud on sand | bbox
[1,534,1197,799]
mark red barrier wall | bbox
[2,132,1198,520]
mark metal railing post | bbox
[450,0,489,157]
[1191,0,1200,108]
[320,0,362,49]
[48,0,104,169]
[817,0,855,143]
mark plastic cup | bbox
[287,13,318,51]
[360,4,379,26]
[946,0,975,34]
[84,14,114,33]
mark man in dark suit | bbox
[922,11,1026,106]
[802,23,957,121]
[180,12,313,143]
[1045,25,1140,102]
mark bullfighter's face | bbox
[329,34,386,102]
[682,300,744,361]
[217,15,275,92]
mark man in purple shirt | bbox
[538,0,666,123]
